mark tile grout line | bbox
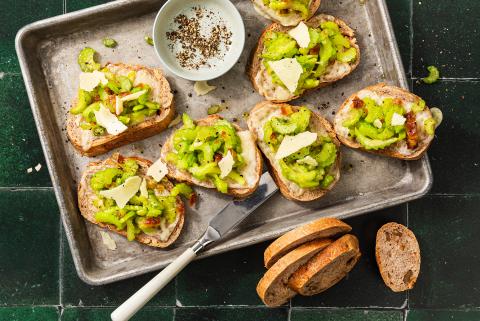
[0,186,54,191]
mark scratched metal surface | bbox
[16,0,432,284]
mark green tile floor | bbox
[1,0,479,320]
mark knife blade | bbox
[111,172,278,321]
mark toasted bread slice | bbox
[67,63,175,156]
[160,115,262,198]
[248,15,360,102]
[288,234,361,295]
[251,0,321,26]
[264,217,351,268]
[257,238,332,307]
[334,83,435,160]
[375,222,421,292]
[78,153,184,248]
[247,101,341,202]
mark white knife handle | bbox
[111,247,196,321]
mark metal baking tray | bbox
[16,0,432,285]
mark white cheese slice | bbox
[115,96,123,115]
[287,22,311,48]
[218,150,234,179]
[194,81,216,96]
[268,58,303,93]
[140,178,148,198]
[99,176,142,209]
[94,104,128,135]
[147,158,168,182]
[297,155,318,167]
[373,119,383,128]
[391,112,407,126]
[275,131,318,160]
[99,231,117,250]
[120,89,147,102]
[79,70,108,92]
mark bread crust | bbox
[67,63,175,156]
[247,14,360,102]
[247,101,342,202]
[288,234,361,295]
[375,222,421,292]
[263,217,351,268]
[256,238,332,307]
[77,153,184,248]
[160,115,263,198]
[334,83,434,160]
[251,0,321,26]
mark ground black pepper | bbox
[166,6,232,70]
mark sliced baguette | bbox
[77,153,184,248]
[67,63,175,156]
[264,217,351,268]
[375,222,421,292]
[334,83,435,160]
[257,238,332,307]
[247,101,341,202]
[288,234,361,295]
[160,115,262,198]
[251,0,321,26]
[248,14,360,102]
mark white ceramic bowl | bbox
[152,0,245,81]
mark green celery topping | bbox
[263,106,338,189]
[261,21,357,95]
[262,0,310,18]
[71,63,161,136]
[166,114,246,193]
[90,160,191,241]
[342,97,435,150]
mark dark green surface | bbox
[409,196,480,309]
[408,310,480,321]
[0,75,51,186]
[175,307,288,321]
[290,309,403,321]
[412,1,480,78]
[0,190,59,305]
[62,307,173,321]
[0,307,59,321]
[1,0,479,320]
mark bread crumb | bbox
[35,163,42,172]
[27,168,33,173]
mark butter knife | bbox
[111,172,278,321]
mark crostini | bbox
[251,0,321,26]
[67,62,175,156]
[248,15,360,102]
[334,83,438,160]
[160,114,262,198]
[78,153,192,248]
[247,102,341,201]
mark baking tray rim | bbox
[15,0,433,285]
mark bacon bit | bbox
[352,97,364,109]
[393,98,403,106]
[309,45,320,55]
[144,217,161,227]
[188,193,197,207]
[405,111,418,149]
[281,105,293,115]
[214,153,223,163]
[176,200,186,214]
